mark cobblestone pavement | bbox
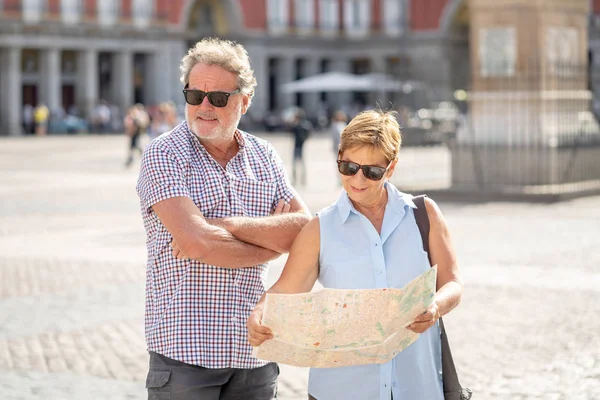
[0,133,599,400]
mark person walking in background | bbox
[248,109,464,400]
[136,37,311,400]
[33,103,49,136]
[148,101,178,141]
[290,108,312,186]
[124,104,148,168]
[23,103,34,135]
[330,110,347,154]
[330,110,348,186]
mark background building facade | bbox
[1,0,599,136]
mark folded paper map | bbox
[253,265,437,368]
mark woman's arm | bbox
[247,217,321,346]
[408,197,464,333]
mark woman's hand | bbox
[407,302,440,333]
[247,308,274,347]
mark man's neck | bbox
[200,135,240,168]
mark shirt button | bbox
[231,317,238,322]
[376,269,383,275]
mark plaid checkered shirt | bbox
[136,121,295,369]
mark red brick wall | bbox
[84,0,97,19]
[3,0,22,13]
[240,0,266,29]
[121,0,132,19]
[372,0,382,30]
[410,0,448,31]
[288,0,294,27]
[154,0,168,22]
[47,0,60,15]
[167,0,184,24]
[595,0,600,14]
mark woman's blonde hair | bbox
[180,37,257,106]
[339,109,402,163]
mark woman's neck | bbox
[352,187,388,216]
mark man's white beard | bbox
[186,111,242,142]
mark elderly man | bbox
[137,37,311,400]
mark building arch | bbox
[179,0,244,37]
[439,0,468,35]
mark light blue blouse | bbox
[309,182,443,400]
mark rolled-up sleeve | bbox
[136,141,190,214]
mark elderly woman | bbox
[247,109,464,400]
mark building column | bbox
[112,50,134,113]
[0,48,23,136]
[331,57,352,113]
[76,49,98,120]
[168,41,188,110]
[243,43,268,123]
[370,55,387,107]
[40,48,61,115]
[302,58,320,118]
[278,57,295,110]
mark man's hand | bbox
[247,308,274,347]
[171,239,189,260]
[407,302,440,333]
[272,199,291,215]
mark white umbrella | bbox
[280,71,373,93]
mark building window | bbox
[344,0,369,37]
[383,0,402,36]
[295,0,314,31]
[98,0,119,26]
[23,0,47,23]
[133,0,153,28]
[61,0,82,24]
[320,0,338,34]
[268,0,288,33]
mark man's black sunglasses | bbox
[182,86,241,107]
[337,160,390,181]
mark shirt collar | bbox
[336,181,416,223]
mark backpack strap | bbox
[412,194,432,266]
[412,194,472,399]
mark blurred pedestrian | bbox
[330,110,347,154]
[136,37,311,400]
[290,108,312,186]
[23,103,34,135]
[33,103,49,136]
[124,104,148,168]
[148,102,177,141]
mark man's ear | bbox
[241,92,253,114]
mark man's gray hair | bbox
[180,37,257,106]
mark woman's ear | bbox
[387,158,399,178]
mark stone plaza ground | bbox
[0,132,599,399]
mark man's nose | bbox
[198,94,213,108]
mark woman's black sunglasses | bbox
[182,87,241,108]
[337,160,390,181]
